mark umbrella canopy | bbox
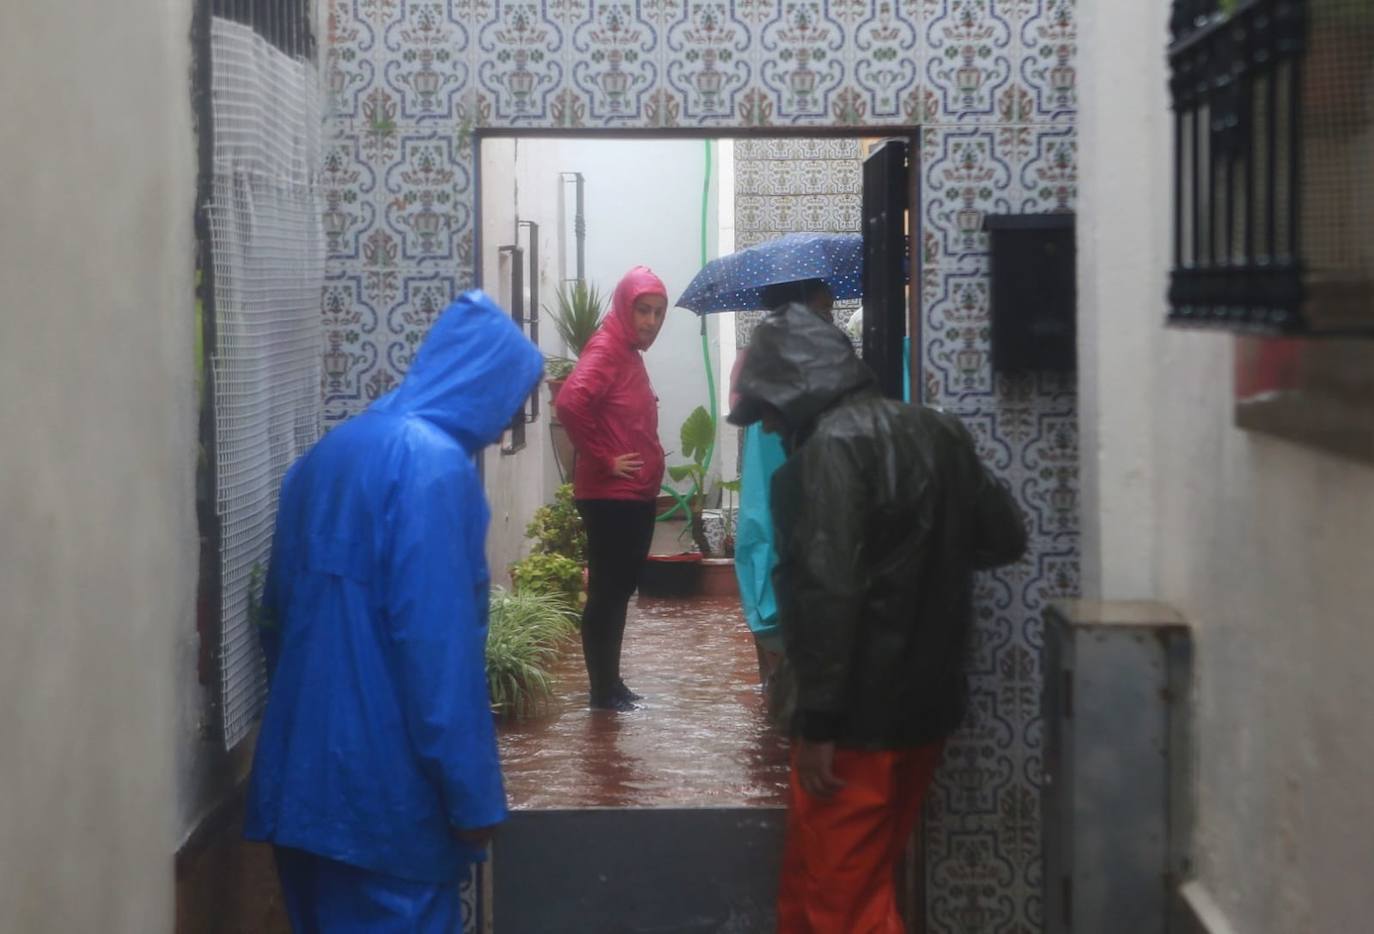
[676,232,864,314]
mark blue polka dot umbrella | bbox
[675,232,865,314]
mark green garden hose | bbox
[657,139,718,523]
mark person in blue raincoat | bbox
[244,290,544,933]
[731,280,834,680]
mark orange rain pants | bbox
[776,742,945,934]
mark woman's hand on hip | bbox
[611,452,644,478]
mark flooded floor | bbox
[497,595,791,810]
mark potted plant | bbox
[510,483,588,607]
[485,587,580,717]
[524,482,587,564]
[543,355,576,406]
[544,279,605,405]
[666,404,717,555]
[642,405,741,598]
[509,551,586,610]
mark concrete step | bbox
[491,806,786,933]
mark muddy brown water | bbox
[497,595,791,810]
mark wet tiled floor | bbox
[497,594,791,810]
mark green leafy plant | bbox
[510,551,586,609]
[485,587,579,717]
[667,405,718,555]
[525,483,586,563]
[545,280,606,358]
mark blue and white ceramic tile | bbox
[324,0,381,122]
[919,0,1015,125]
[665,0,755,124]
[922,125,1017,266]
[847,0,921,122]
[1016,0,1077,123]
[1014,123,1077,213]
[316,3,1081,930]
[381,130,471,265]
[380,0,471,122]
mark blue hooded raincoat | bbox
[244,290,544,887]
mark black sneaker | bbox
[589,693,639,712]
[613,681,643,703]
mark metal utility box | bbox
[1042,601,1193,934]
[985,213,1076,373]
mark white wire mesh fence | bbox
[207,17,324,749]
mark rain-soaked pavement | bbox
[497,595,791,810]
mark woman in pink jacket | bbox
[555,266,669,711]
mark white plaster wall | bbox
[1075,0,1169,600]
[550,138,724,494]
[479,137,561,585]
[1079,4,1374,931]
[1153,334,1374,934]
[714,140,740,486]
[0,2,197,931]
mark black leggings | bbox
[576,499,656,700]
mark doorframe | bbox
[471,126,928,933]
[471,127,922,402]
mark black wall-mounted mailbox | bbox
[985,213,1076,372]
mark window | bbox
[1167,0,1374,335]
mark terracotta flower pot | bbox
[547,377,567,406]
[698,558,738,598]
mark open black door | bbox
[861,138,910,401]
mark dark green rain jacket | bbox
[729,305,1027,748]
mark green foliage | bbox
[485,588,579,717]
[666,405,722,554]
[545,355,576,381]
[525,483,586,563]
[667,405,716,504]
[679,405,715,463]
[510,551,585,609]
[545,280,605,358]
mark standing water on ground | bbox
[497,596,790,810]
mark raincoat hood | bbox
[728,303,876,432]
[600,265,668,350]
[375,290,544,451]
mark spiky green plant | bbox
[485,588,580,717]
[545,280,606,357]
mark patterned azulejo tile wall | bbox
[321,1,1077,930]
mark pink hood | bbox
[599,265,668,351]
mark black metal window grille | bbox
[1168,0,1306,331]
[500,220,541,456]
[211,0,315,59]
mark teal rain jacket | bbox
[735,422,786,638]
[244,290,544,883]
